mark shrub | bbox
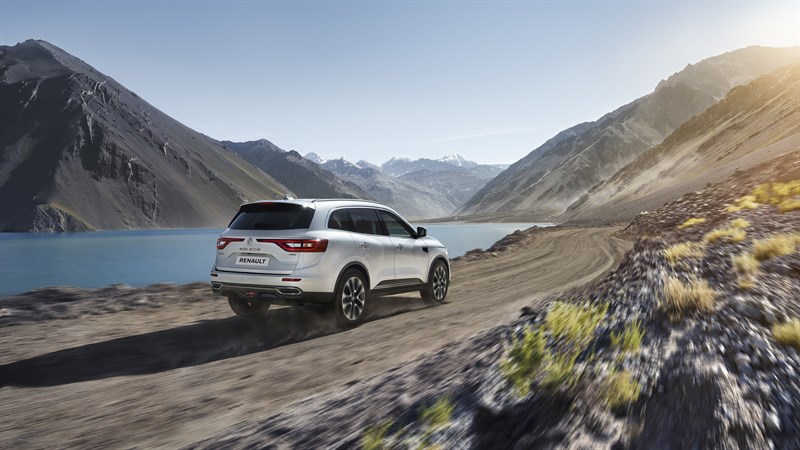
[362,420,392,450]
[541,353,579,389]
[664,242,705,264]
[611,320,644,353]
[500,327,547,395]
[773,319,800,352]
[546,301,608,347]
[601,370,641,410]
[753,181,800,206]
[726,195,759,213]
[752,233,799,261]
[678,217,706,229]
[732,252,759,275]
[730,218,751,229]
[778,198,800,213]
[704,226,746,244]
[420,397,454,430]
[661,276,717,321]
[737,278,755,290]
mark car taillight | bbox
[216,237,245,249]
[257,239,329,252]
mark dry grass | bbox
[726,195,759,213]
[661,276,717,321]
[753,180,800,208]
[704,227,746,244]
[737,278,755,290]
[362,421,392,450]
[601,370,641,410]
[773,319,800,352]
[678,217,706,229]
[752,233,800,261]
[546,301,608,346]
[500,327,547,396]
[611,320,644,353]
[420,397,454,430]
[732,252,760,275]
[730,218,751,229]
[778,198,800,213]
[664,242,705,264]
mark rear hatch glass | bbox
[229,203,315,230]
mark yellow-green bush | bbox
[727,195,759,213]
[752,233,800,261]
[611,320,644,353]
[664,242,705,264]
[420,397,454,430]
[601,370,641,410]
[730,218,751,229]
[773,319,800,352]
[704,226,746,244]
[362,420,392,450]
[546,301,608,346]
[732,252,759,275]
[678,217,706,229]
[500,327,547,395]
[661,276,717,321]
[753,180,800,206]
[541,353,579,389]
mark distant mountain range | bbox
[459,46,799,219]
[0,40,292,231]
[302,153,507,217]
[3,40,797,231]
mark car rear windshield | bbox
[228,203,315,230]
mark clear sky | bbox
[2,1,798,164]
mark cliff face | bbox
[459,46,799,218]
[1,40,287,231]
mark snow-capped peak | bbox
[303,152,327,165]
[388,155,412,162]
[438,153,478,167]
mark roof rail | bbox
[310,198,373,203]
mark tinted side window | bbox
[378,210,414,238]
[328,209,354,231]
[229,203,314,230]
[348,208,386,235]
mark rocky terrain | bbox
[180,152,799,449]
[459,46,799,219]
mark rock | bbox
[735,353,751,373]
[735,301,762,321]
[765,411,781,432]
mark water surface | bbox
[0,223,551,295]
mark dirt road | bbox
[0,226,630,449]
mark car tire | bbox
[421,260,449,304]
[334,269,369,326]
[228,295,270,319]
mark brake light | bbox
[257,239,329,252]
[216,237,244,249]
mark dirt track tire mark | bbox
[0,226,631,449]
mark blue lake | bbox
[0,223,551,296]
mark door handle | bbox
[396,244,404,251]
[360,242,369,249]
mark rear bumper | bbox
[210,281,333,304]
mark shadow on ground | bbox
[0,295,434,387]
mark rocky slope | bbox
[564,62,800,224]
[320,158,457,219]
[186,152,800,449]
[459,46,799,218]
[0,40,290,231]
[222,139,371,199]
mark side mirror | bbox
[416,226,427,238]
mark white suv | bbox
[211,199,450,325]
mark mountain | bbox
[304,152,327,165]
[320,158,457,219]
[223,140,370,199]
[563,62,800,223]
[380,154,505,177]
[459,46,799,218]
[0,40,292,231]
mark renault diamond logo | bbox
[247,237,253,245]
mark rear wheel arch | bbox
[336,262,371,290]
